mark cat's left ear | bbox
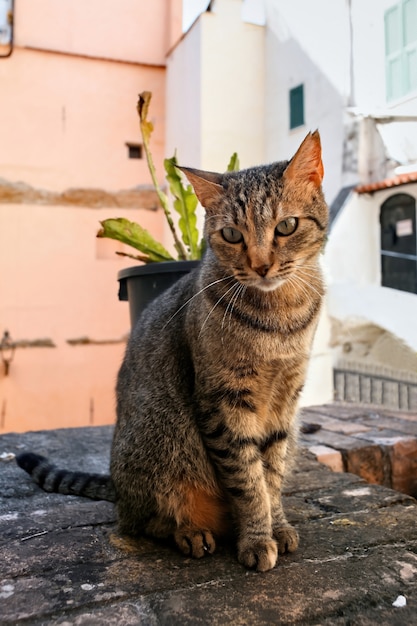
[284,130,324,188]
[177,166,224,209]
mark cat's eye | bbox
[275,217,298,237]
[221,227,243,243]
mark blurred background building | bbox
[0,0,180,432]
[1,0,416,433]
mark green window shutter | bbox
[404,0,417,45]
[387,56,404,99]
[406,47,417,91]
[385,5,401,54]
[385,0,417,100]
[385,5,403,100]
[289,84,304,130]
[404,0,417,92]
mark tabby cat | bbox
[17,131,328,572]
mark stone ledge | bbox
[0,178,159,209]
[1,412,417,625]
[301,403,417,498]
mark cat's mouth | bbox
[255,277,286,292]
[238,273,287,292]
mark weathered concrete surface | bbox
[0,178,159,209]
[1,419,417,625]
[301,403,417,497]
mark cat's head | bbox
[179,132,328,293]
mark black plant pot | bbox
[118,260,200,327]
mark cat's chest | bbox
[215,320,314,362]
[194,351,305,438]
[192,325,311,436]
[196,333,307,393]
[190,286,320,360]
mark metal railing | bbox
[334,367,417,411]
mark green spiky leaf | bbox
[97,218,174,263]
[227,152,240,172]
[164,156,200,260]
[99,90,241,263]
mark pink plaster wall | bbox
[0,1,183,433]
[0,203,165,434]
[0,49,166,191]
[14,0,181,65]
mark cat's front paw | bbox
[273,525,299,554]
[174,528,216,559]
[238,538,278,572]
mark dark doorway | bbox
[380,193,417,294]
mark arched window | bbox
[380,193,416,294]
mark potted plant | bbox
[97,91,239,326]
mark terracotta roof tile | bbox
[355,171,417,194]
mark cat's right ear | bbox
[284,130,324,188]
[177,166,224,209]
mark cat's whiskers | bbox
[298,261,320,268]
[296,265,319,273]
[234,284,247,327]
[286,274,314,304]
[294,268,321,282]
[275,270,292,281]
[198,280,241,338]
[222,283,246,335]
[162,275,235,330]
[292,259,320,272]
[222,283,242,331]
[291,272,323,298]
[291,259,323,285]
[296,262,321,274]
[295,264,323,284]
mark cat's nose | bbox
[253,264,271,277]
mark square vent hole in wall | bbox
[126,143,143,159]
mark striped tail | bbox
[16,452,116,502]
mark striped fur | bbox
[16,132,328,572]
[16,452,116,501]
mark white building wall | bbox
[325,183,417,352]
[350,0,417,114]
[167,0,265,171]
[200,0,265,170]
[326,193,381,286]
[351,0,392,110]
[302,296,333,407]
[350,0,417,170]
[165,19,204,248]
[264,0,350,205]
[264,0,417,201]
[166,20,202,166]
[329,283,417,353]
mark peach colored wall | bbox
[0,48,166,191]
[0,1,182,433]
[0,203,165,434]
[0,344,124,433]
[14,0,182,65]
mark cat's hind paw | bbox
[273,525,299,554]
[238,538,278,572]
[174,528,216,559]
